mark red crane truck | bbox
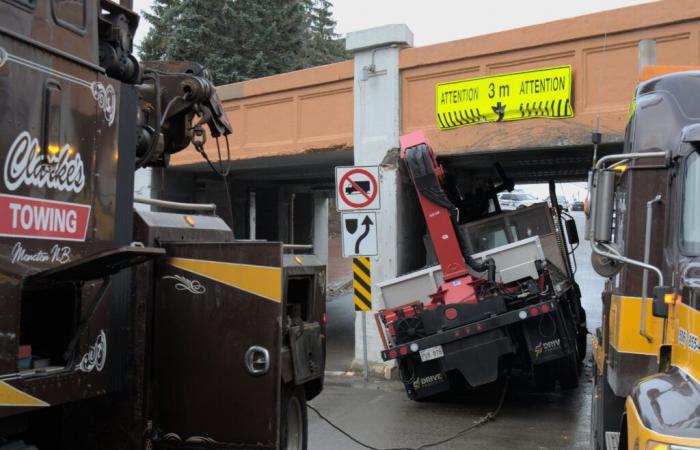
[375,130,587,400]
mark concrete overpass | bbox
[144,0,700,371]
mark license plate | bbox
[419,345,444,362]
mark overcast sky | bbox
[131,0,657,48]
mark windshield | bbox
[682,151,700,255]
[515,193,536,201]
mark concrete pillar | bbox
[639,39,656,75]
[313,192,329,265]
[346,25,413,374]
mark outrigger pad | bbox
[25,246,164,284]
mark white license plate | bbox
[419,345,444,362]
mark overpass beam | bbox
[347,25,414,376]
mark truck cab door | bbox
[150,241,284,448]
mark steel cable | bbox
[307,376,509,450]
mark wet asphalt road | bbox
[310,212,605,450]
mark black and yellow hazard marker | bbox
[436,65,574,129]
[353,257,372,312]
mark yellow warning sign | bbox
[436,65,574,129]
[353,257,372,312]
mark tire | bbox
[556,350,580,390]
[533,361,556,392]
[280,384,308,450]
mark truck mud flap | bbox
[522,309,575,365]
[399,358,451,400]
[440,329,514,387]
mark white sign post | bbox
[335,166,381,383]
[341,212,378,258]
[335,166,381,211]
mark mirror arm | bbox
[592,241,664,287]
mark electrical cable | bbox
[307,376,509,450]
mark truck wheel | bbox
[281,384,308,450]
[533,362,556,392]
[556,351,580,390]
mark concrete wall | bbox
[170,62,354,167]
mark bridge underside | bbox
[172,141,621,187]
[441,142,622,184]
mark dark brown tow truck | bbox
[0,1,324,449]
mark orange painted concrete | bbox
[172,0,700,168]
[170,61,354,166]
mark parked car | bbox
[498,191,539,210]
[571,201,584,211]
[546,195,570,211]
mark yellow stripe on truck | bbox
[0,381,48,407]
[609,295,665,355]
[167,257,282,303]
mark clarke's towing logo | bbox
[1,131,91,242]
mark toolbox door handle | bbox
[244,346,270,376]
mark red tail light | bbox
[399,346,409,355]
[444,307,458,320]
[539,304,550,314]
[322,313,328,327]
[529,307,539,317]
[389,349,398,359]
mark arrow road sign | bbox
[341,212,378,257]
[335,166,381,211]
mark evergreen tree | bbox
[138,0,347,84]
[139,0,181,61]
[232,0,307,79]
[303,0,347,66]
[164,0,240,84]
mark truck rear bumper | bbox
[381,299,557,362]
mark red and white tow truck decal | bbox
[1,131,91,241]
[0,194,91,241]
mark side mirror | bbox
[564,218,579,246]
[652,286,671,318]
[593,170,616,243]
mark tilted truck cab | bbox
[588,69,700,450]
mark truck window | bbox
[52,0,86,33]
[682,151,700,255]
